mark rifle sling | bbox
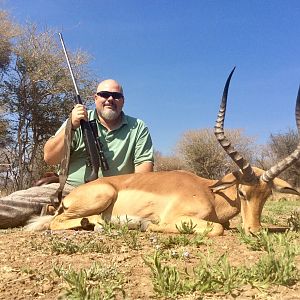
[50,112,73,208]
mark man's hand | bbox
[71,104,88,129]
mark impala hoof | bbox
[80,218,95,231]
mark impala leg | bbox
[50,183,117,231]
[147,217,224,237]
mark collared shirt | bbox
[56,110,154,186]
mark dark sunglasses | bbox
[96,91,124,100]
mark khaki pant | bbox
[0,183,75,229]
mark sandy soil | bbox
[0,215,299,300]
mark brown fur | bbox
[27,167,299,236]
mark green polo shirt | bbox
[56,110,154,186]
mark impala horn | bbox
[261,85,300,182]
[214,68,257,183]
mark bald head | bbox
[96,79,123,95]
[94,79,125,125]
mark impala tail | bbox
[24,215,54,231]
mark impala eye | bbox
[238,189,246,199]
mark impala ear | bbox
[210,172,239,192]
[273,186,300,196]
[272,178,300,196]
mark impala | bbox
[27,69,300,235]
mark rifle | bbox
[59,33,109,182]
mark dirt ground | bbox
[0,208,299,299]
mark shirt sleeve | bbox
[134,121,154,166]
[54,119,67,135]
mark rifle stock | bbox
[59,33,109,183]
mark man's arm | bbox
[44,104,87,165]
[44,128,66,165]
[133,120,154,173]
[135,161,153,173]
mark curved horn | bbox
[261,85,300,182]
[214,67,257,183]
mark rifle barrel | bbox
[58,32,80,95]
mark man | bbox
[0,79,154,228]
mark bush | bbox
[175,128,256,179]
[257,129,300,187]
[154,151,186,172]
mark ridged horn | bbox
[261,85,300,182]
[214,67,257,183]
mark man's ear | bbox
[210,172,239,193]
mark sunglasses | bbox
[96,91,124,100]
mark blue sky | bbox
[1,0,300,154]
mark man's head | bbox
[94,79,124,122]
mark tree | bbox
[265,129,300,187]
[175,128,256,179]
[0,10,20,147]
[0,23,97,191]
[0,10,20,72]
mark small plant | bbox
[237,227,298,253]
[101,215,141,235]
[28,238,44,251]
[124,230,141,250]
[112,216,142,250]
[246,245,299,286]
[194,224,213,241]
[145,251,244,296]
[211,254,242,293]
[96,220,117,236]
[287,209,300,231]
[50,236,81,254]
[158,232,209,250]
[143,251,189,297]
[176,220,197,234]
[237,227,273,251]
[159,235,191,249]
[193,254,244,294]
[54,262,125,299]
[145,230,300,298]
[235,228,300,287]
[113,215,131,236]
[49,234,112,254]
[261,213,280,225]
[20,266,35,275]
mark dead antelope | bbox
[27,69,300,235]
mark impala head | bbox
[212,68,300,234]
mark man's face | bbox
[94,79,124,121]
